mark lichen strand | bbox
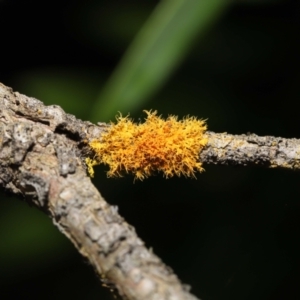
[87,110,208,180]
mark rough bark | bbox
[200,131,300,170]
[1,82,299,300]
[0,83,198,300]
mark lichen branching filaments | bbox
[86,110,207,180]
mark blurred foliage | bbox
[1,0,300,299]
[91,0,229,122]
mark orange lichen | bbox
[86,110,207,180]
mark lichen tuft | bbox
[86,110,207,180]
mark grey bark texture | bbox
[1,82,299,300]
[200,131,300,170]
[0,82,199,300]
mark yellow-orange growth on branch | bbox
[86,110,207,180]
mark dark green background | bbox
[1,0,300,299]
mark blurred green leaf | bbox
[91,0,230,122]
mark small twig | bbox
[201,131,300,170]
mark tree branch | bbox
[200,131,300,170]
[1,82,299,299]
[0,83,198,300]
